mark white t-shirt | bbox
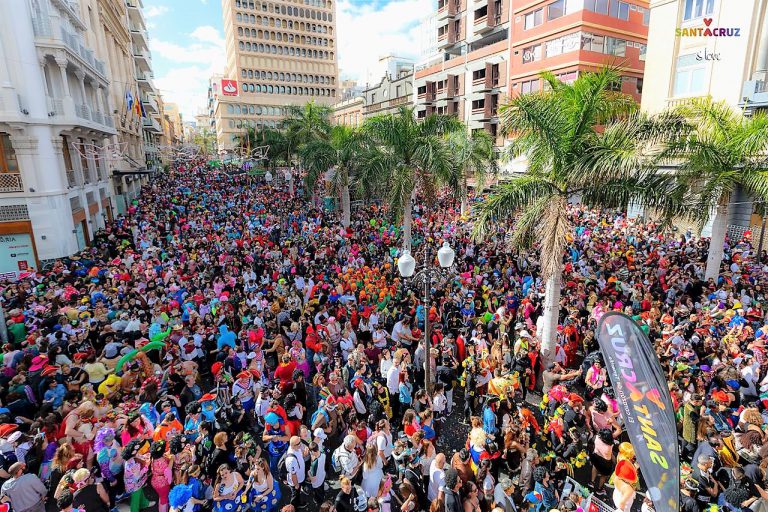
[285,447,306,484]
[376,432,393,459]
[428,462,445,501]
[386,365,400,395]
[309,453,326,488]
[391,321,410,344]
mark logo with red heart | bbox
[703,18,713,26]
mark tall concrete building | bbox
[414,0,649,145]
[213,0,340,150]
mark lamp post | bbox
[397,241,455,394]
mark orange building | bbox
[509,0,649,102]
[414,0,650,146]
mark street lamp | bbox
[397,241,455,393]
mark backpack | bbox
[277,452,297,484]
[330,446,348,475]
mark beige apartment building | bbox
[332,96,364,127]
[642,0,768,115]
[213,0,340,150]
[641,0,768,237]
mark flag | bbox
[139,99,147,118]
[596,312,680,512]
[134,91,142,117]
[125,90,134,111]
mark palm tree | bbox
[283,101,333,161]
[238,127,290,168]
[365,106,463,250]
[445,129,497,216]
[472,68,690,362]
[300,125,374,227]
[664,98,768,281]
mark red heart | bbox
[703,18,713,26]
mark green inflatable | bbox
[115,349,139,372]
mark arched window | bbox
[229,120,235,128]
[250,14,255,23]
[236,13,242,21]
[238,27,243,36]
[241,69,247,78]
[249,84,255,92]
[256,106,262,115]
[248,70,254,78]
[245,42,251,50]
[227,104,235,114]
[239,41,245,50]
[268,85,274,93]
[249,105,255,114]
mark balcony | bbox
[436,0,458,20]
[0,174,24,193]
[137,73,154,93]
[126,0,146,27]
[142,117,162,133]
[66,169,80,188]
[133,47,151,71]
[130,26,149,50]
[76,103,90,121]
[46,96,64,117]
[142,94,159,114]
[741,73,768,113]
[31,17,108,81]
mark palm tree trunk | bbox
[403,195,413,251]
[460,178,469,217]
[340,183,351,228]
[540,272,562,365]
[705,198,729,282]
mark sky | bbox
[143,0,435,121]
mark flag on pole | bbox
[140,99,147,118]
[125,90,134,111]
[135,91,142,117]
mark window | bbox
[545,32,580,57]
[521,44,541,63]
[641,6,650,25]
[520,79,540,94]
[617,1,630,20]
[524,8,543,29]
[0,134,18,173]
[635,77,644,95]
[606,36,625,56]
[472,68,486,81]
[673,53,706,97]
[585,0,609,14]
[471,98,485,110]
[607,77,622,92]
[548,0,565,20]
[683,0,714,21]
[581,32,605,53]
[396,85,402,97]
[249,84,255,92]
[639,43,647,60]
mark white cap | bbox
[313,428,327,440]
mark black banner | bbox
[596,312,679,512]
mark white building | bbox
[0,0,119,275]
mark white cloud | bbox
[150,26,226,120]
[336,0,433,84]
[144,5,169,18]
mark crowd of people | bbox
[0,158,766,512]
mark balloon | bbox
[141,341,166,352]
[150,327,171,343]
[115,349,140,372]
[217,325,236,350]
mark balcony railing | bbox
[0,174,24,193]
[91,111,104,125]
[66,169,80,187]
[46,96,64,117]
[76,103,90,120]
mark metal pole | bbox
[0,302,8,344]
[758,214,767,264]
[424,246,432,394]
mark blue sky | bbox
[143,0,434,120]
